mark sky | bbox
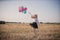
[0,0,60,23]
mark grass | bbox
[0,23,60,40]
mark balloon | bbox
[23,7,27,10]
[19,7,23,12]
[22,10,26,14]
[21,6,24,8]
[18,6,27,14]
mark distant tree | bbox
[40,22,43,24]
[0,21,5,24]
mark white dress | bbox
[34,17,39,24]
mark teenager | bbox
[29,12,39,29]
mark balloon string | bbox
[18,0,22,6]
[28,12,32,16]
[18,0,20,6]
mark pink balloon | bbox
[22,7,27,11]
[22,8,24,11]
[24,7,27,10]
[19,7,23,12]
[18,6,27,13]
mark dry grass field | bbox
[0,23,60,40]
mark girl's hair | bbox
[35,14,37,18]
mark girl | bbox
[29,12,39,29]
[29,12,39,38]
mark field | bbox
[0,23,60,40]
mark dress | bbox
[30,15,38,29]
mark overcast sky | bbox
[0,0,60,23]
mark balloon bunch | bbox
[19,6,27,14]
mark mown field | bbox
[0,23,60,40]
